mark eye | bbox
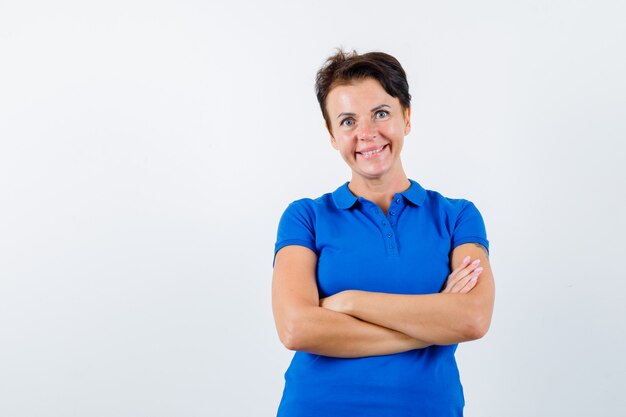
[340,118,355,127]
[375,110,389,119]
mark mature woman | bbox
[271,50,495,417]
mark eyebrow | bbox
[371,104,391,112]
[336,104,391,119]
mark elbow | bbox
[275,304,320,351]
[278,325,299,351]
[466,316,490,340]
[464,308,492,341]
[277,316,309,351]
[459,298,492,341]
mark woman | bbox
[272,50,494,416]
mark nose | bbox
[356,119,376,141]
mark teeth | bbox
[361,146,385,156]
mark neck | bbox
[348,168,410,214]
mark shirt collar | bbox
[332,179,426,210]
[331,181,358,209]
[402,179,427,206]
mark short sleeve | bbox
[273,199,319,266]
[451,200,490,254]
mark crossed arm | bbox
[271,243,494,358]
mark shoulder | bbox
[276,190,338,237]
[432,197,488,253]
[281,192,332,218]
[274,191,336,261]
[411,181,488,248]
[419,186,480,217]
[280,186,342,219]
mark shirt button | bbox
[390,211,395,216]
[396,198,401,204]
[387,233,392,238]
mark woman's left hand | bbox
[442,255,483,294]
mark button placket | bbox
[359,197,400,256]
[385,195,405,252]
[382,204,397,254]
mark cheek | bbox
[340,147,354,159]
[336,138,354,152]
[338,147,357,163]
[384,125,404,141]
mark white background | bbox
[1,1,625,416]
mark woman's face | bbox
[325,77,411,182]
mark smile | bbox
[357,145,387,157]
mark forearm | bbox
[329,246,496,345]
[279,305,430,358]
[341,290,491,345]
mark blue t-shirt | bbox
[273,179,489,417]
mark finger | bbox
[443,256,473,292]
[443,273,467,293]
[461,258,481,276]
[453,259,481,283]
[450,267,483,293]
[443,274,467,293]
[445,259,479,292]
[451,257,480,283]
[458,274,479,294]
[451,256,472,276]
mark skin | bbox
[327,77,412,214]
[271,77,495,356]
[320,242,494,345]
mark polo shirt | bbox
[273,179,489,417]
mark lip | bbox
[356,144,387,154]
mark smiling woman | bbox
[326,77,410,195]
[271,50,494,417]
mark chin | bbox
[355,169,390,180]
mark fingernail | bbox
[475,267,483,274]
[471,259,481,265]
[470,276,478,282]
[463,256,471,263]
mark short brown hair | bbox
[315,49,411,131]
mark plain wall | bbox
[1,1,625,416]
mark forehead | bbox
[326,77,399,113]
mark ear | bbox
[327,124,339,150]
[329,133,339,150]
[403,107,412,135]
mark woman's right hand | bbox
[441,255,484,294]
